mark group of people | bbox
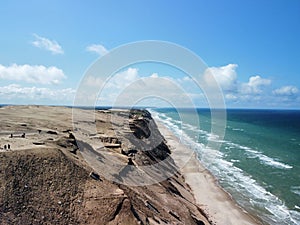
[0,132,27,151]
[1,144,11,150]
[0,133,17,150]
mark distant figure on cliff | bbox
[7,144,10,150]
[128,158,134,166]
[4,145,6,150]
[10,133,13,138]
[21,133,25,138]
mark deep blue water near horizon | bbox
[151,108,300,225]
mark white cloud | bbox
[83,76,105,87]
[225,93,238,101]
[0,64,66,85]
[0,84,75,102]
[32,34,64,54]
[202,64,276,107]
[105,67,139,89]
[80,68,199,107]
[273,85,299,96]
[109,76,196,107]
[240,75,271,94]
[76,64,300,108]
[78,68,140,105]
[183,76,192,81]
[86,44,108,56]
[176,76,193,83]
[150,73,158,78]
[203,64,238,91]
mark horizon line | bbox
[1,104,299,111]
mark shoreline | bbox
[154,117,261,225]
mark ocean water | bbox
[151,108,300,225]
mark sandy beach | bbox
[155,119,261,225]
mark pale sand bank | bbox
[155,119,261,225]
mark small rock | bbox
[114,188,124,195]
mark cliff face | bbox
[0,106,210,225]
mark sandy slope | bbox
[0,105,210,225]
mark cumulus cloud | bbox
[273,85,299,96]
[105,67,139,89]
[183,76,192,81]
[225,93,238,101]
[111,76,196,108]
[201,64,276,107]
[83,76,105,87]
[0,64,66,85]
[77,68,140,105]
[77,64,299,108]
[150,73,159,78]
[86,44,108,56]
[79,67,199,107]
[240,75,271,94]
[176,76,193,83]
[203,64,238,91]
[203,64,272,98]
[32,34,64,54]
[0,84,75,102]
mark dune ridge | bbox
[0,105,209,225]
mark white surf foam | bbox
[225,142,293,170]
[230,159,240,162]
[207,133,227,143]
[244,148,293,169]
[232,128,244,131]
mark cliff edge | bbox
[0,106,210,225]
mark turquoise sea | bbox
[151,108,300,225]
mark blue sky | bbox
[0,0,299,108]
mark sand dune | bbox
[0,105,210,225]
